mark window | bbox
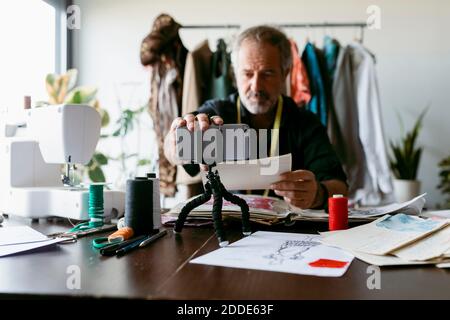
[0,0,64,114]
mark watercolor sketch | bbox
[376,214,440,233]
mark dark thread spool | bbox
[125,177,154,235]
[328,194,348,231]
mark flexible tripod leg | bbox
[221,185,251,236]
[174,183,212,233]
[211,186,228,247]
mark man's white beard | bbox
[243,97,274,114]
[239,91,273,114]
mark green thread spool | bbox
[88,184,104,228]
[69,183,105,232]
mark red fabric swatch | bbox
[309,259,348,268]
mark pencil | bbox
[139,229,167,247]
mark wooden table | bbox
[1,216,449,300]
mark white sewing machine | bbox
[0,104,125,220]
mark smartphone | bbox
[175,123,253,165]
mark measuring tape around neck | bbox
[236,96,283,196]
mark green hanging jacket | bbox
[208,39,235,99]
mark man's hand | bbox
[163,113,224,167]
[270,170,324,209]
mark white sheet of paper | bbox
[0,237,65,257]
[436,262,450,268]
[349,193,426,218]
[320,214,448,256]
[391,224,450,261]
[0,226,48,246]
[350,250,439,266]
[190,231,354,277]
[421,210,450,220]
[202,154,292,190]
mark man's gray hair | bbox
[231,25,292,74]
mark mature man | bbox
[165,25,347,209]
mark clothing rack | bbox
[181,22,368,42]
[182,22,367,28]
[181,24,240,29]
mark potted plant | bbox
[39,69,110,182]
[389,108,428,203]
[40,70,154,186]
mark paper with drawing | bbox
[190,231,354,277]
[321,214,448,256]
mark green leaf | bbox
[112,128,121,137]
[71,90,82,104]
[64,86,98,104]
[137,159,152,166]
[389,106,428,180]
[99,109,110,127]
[410,147,422,180]
[66,69,78,92]
[113,108,139,137]
[45,73,58,103]
[88,166,105,182]
[94,152,108,165]
[46,73,56,87]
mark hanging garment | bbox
[181,40,213,115]
[302,43,328,126]
[331,42,393,205]
[140,14,188,197]
[178,40,213,188]
[323,36,341,140]
[315,45,334,130]
[289,39,311,107]
[208,39,235,99]
[323,36,340,82]
[140,14,188,86]
[147,63,179,196]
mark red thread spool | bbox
[328,195,348,231]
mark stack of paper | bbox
[0,226,65,257]
[290,193,427,222]
[165,193,429,226]
[165,194,292,225]
[320,214,450,267]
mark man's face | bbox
[236,39,286,114]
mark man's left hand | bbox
[270,170,323,209]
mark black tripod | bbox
[174,165,251,246]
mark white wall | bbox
[73,0,450,208]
